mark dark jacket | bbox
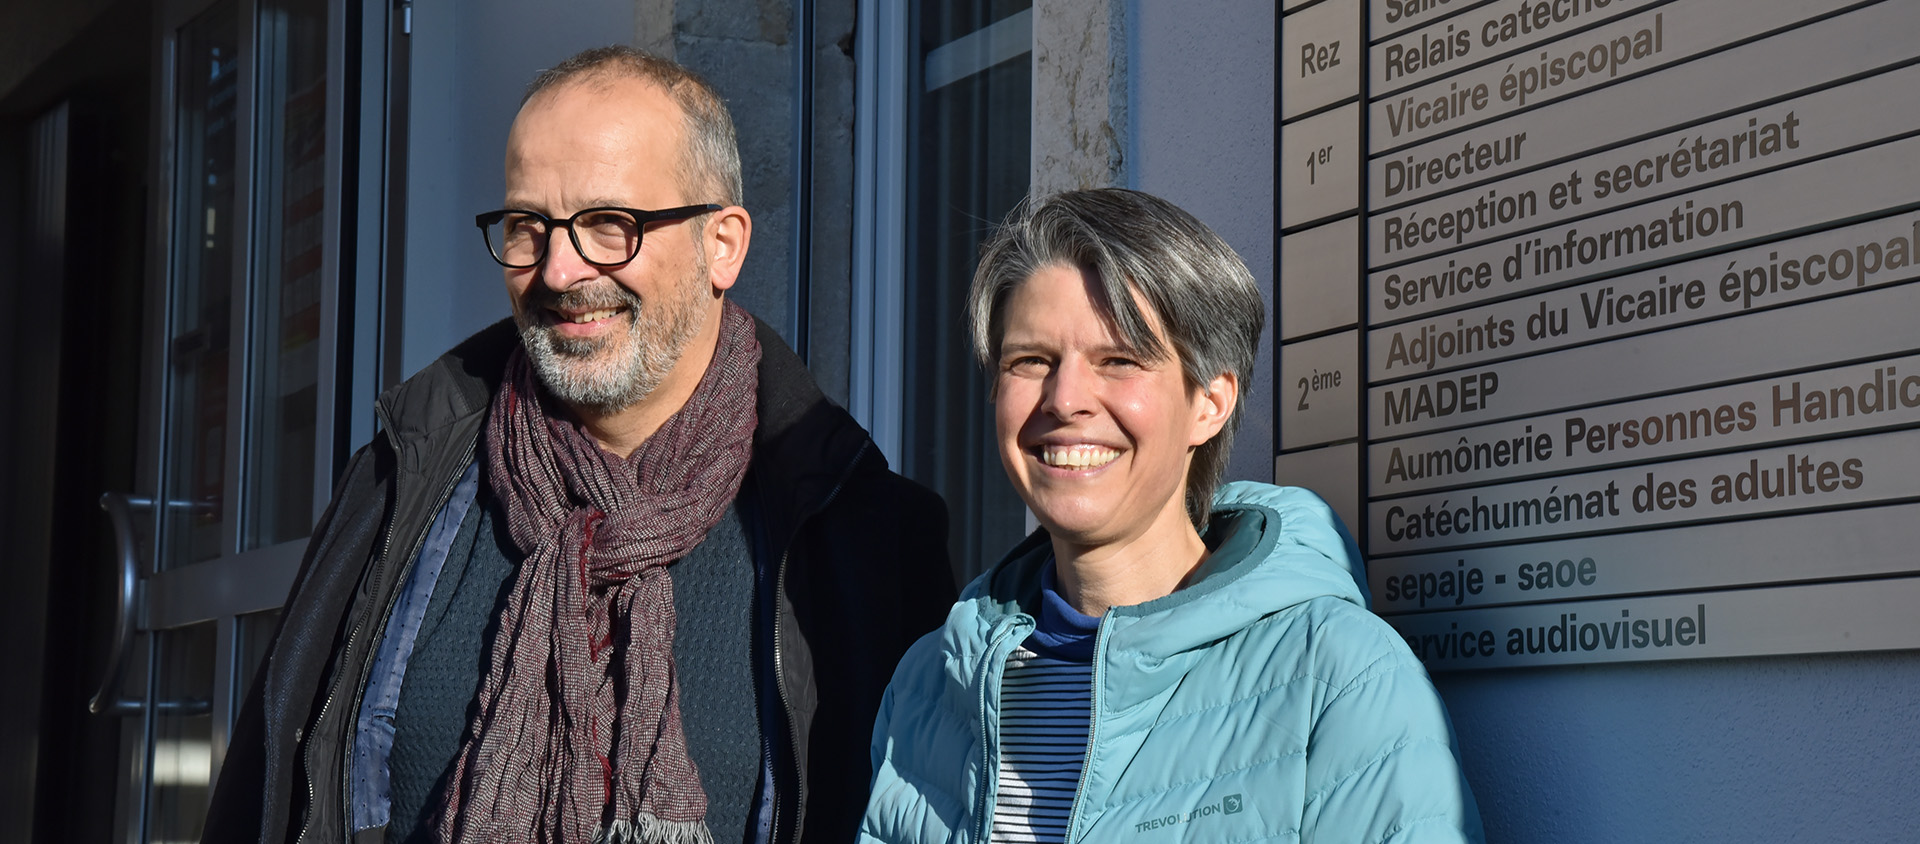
[203,317,956,844]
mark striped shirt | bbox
[992,646,1093,843]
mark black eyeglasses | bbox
[474,204,722,268]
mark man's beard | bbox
[514,263,708,415]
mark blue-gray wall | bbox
[1127,0,1277,485]
[398,0,637,379]
[1440,653,1920,842]
[1130,1,1920,840]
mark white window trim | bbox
[849,0,910,465]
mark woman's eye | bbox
[1005,356,1048,374]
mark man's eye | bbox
[1005,356,1048,373]
[578,211,638,237]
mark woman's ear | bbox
[1189,371,1238,447]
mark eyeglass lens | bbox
[488,210,642,267]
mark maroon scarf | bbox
[437,301,760,844]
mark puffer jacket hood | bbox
[953,480,1368,658]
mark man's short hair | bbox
[966,188,1265,529]
[524,45,744,208]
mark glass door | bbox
[95,0,361,839]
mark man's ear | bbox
[1189,371,1238,448]
[704,205,752,293]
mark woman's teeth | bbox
[1041,444,1118,469]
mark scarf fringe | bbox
[595,815,715,844]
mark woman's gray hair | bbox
[968,188,1265,529]
[524,45,744,207]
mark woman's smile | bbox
[1036,443,1121,471]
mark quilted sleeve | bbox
[1298,608,1486,844]
[856,633,974,844]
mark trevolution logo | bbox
[1133,793,1245,834]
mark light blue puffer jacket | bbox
[859,482,1483,844]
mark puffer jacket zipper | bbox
[1060,613,1113,841]
[973,615,1031,844]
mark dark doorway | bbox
[0,4,153,840]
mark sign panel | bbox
[1281,217,1362,339]
[1277,443,1364,537]
[1387,577,1920,669]
[1281,103,1363,229]
[1282,0,1363,119]
[1280,330,1362,450]
[1281,0,1920,669]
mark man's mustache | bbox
[521,283,644,316]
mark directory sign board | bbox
[1277,0,1920,669]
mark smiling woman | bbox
[991,263,1230,572]
[858,188,1487,844]
[970,190,1260,568]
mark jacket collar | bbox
[374,319,516,447]
[743,315,880,549]
[956,482,1368,660]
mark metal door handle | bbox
[90,492,146,715]
[90,493,212,717]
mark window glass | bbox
[146,621,216,844]
[902,2,1032,580]
[163,0,240,567]
[244,0,329,548]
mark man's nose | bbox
[537,227,598,290]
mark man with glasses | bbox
[205,46,954,844]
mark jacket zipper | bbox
[767,440,870,844]
[974,615,1030,844]
[768,547,796,844]
[1060,613,1113,842]
[296,416,476,844]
